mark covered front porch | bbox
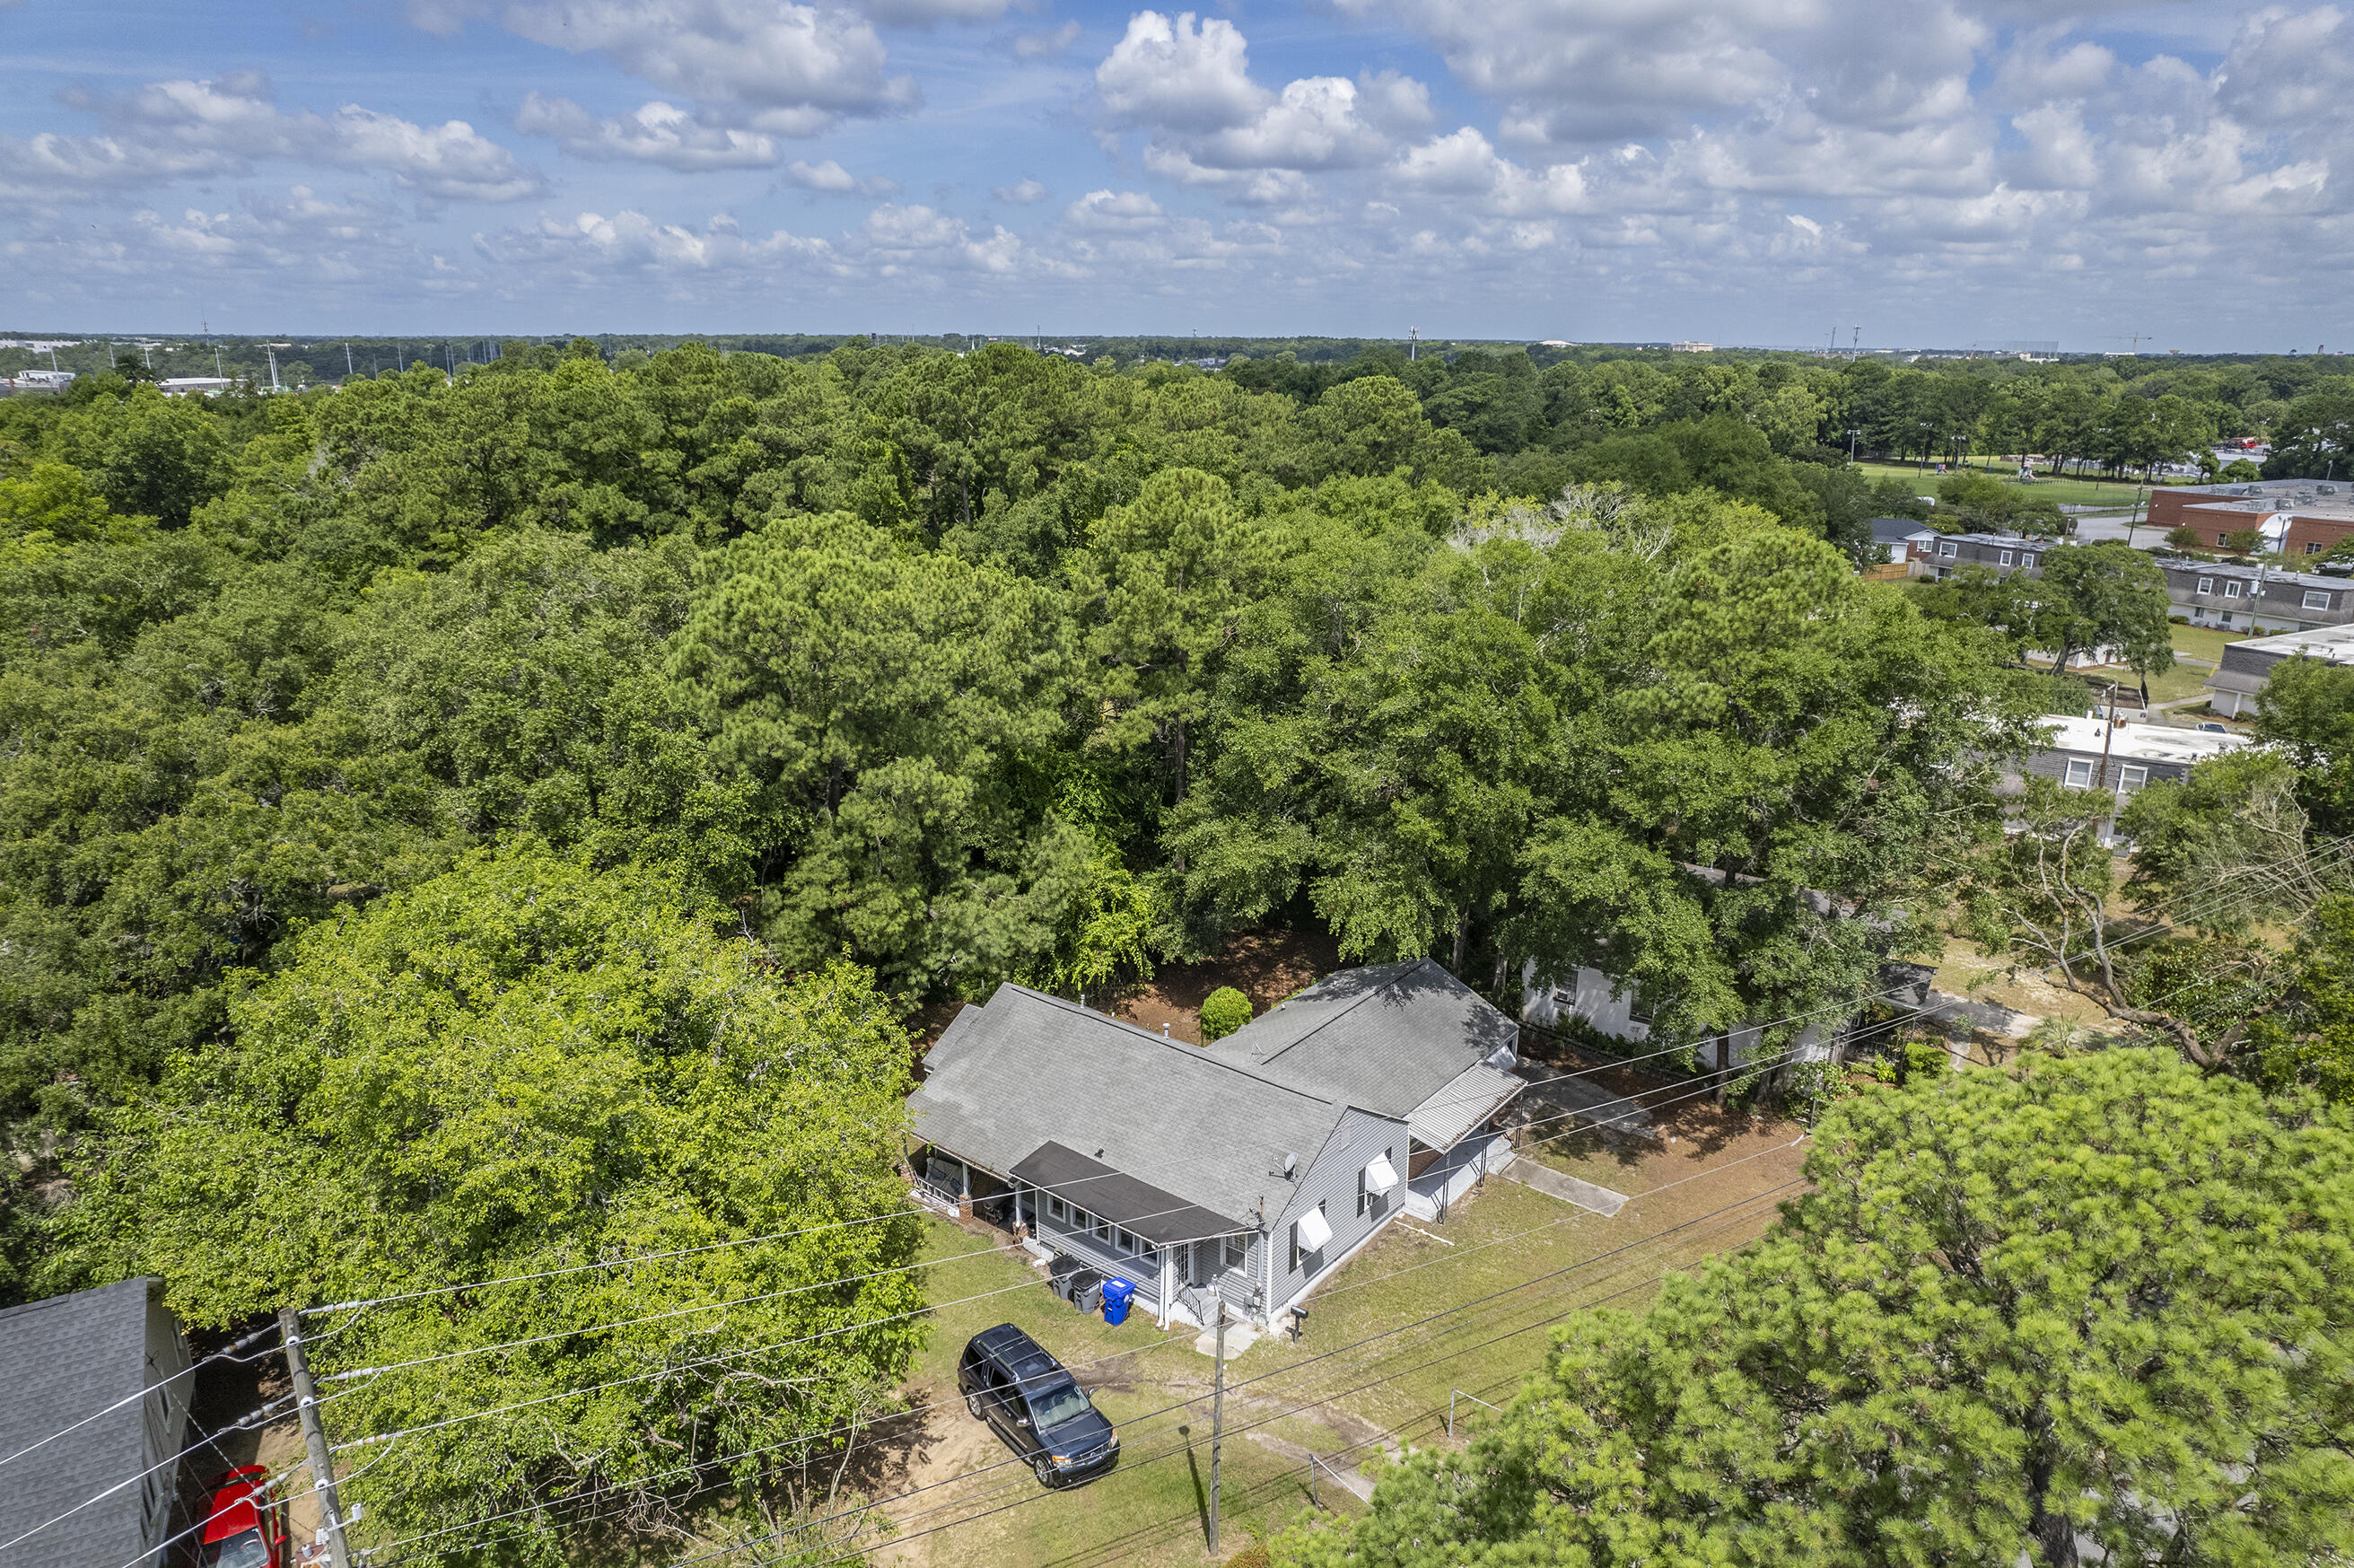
[921,1140,1267,1329]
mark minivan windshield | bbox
[1025,1380,1092,1430]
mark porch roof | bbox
[1406,1062,1524,1152]
[1011,1142,1252,1245]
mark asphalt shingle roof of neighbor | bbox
[0,1276,162,1568]
[1869,517,1934,542]
[914,985,1348,1232]
[1205,958,1519,1119]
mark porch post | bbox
[1157,1246,1174,1329]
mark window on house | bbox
[2305,590,2332,609]
[2225,581,2244,598]
[2195,577,2214,595]
[2063,758,2095,789]
[1092,1211,1112,1242]
[1998,549,2014,566]
[1291,1202,1333,1274]
[2218,532,2231,546]
[1046,1194,1068,1223]
[1356,1163,1368,1217]
[1938,540,1956,558]
[2117,765,2149,796]
[1627,995,1654,1025]
[1116,1227,1140,1255]
[2024,555,2038,569]
[1224,1234,1247,1271]
[2308,542,2326,555]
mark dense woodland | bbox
[3,339,2350,1565]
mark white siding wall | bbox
[1520,964,1650,1041]
[1521,962,1833,1067]
[1267,1108,1409,1320]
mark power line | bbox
[367,1136,1807,1561]
[33,833,2336,1558]
[381,1175,1801,1566]
[652,1190,1798,1568]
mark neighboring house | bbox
[2011,716,2249,814]
[2157,558,2354,635]
[1918,530,2054,581]
[0,1277,193,1568]
[909,959,1524,1332]
[2205,623,2354,717]
[1868,517,1938,569]
[1520,968,1837,1075]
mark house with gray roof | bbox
[0,1277,192,1568]
[2204,623,2354,717]
[909,959,1524,1331]
[2157,557,2353,635]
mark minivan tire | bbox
[967,1393,984,1418]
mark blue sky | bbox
[2,0,2346,348]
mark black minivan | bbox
[957,1323,1120,1487]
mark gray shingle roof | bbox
[913,985,1348,1231]
[1206,959,1518,1118]
[0,1277,170,1568]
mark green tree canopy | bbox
[62,846,925,1558]
[1283,1050,2354,1568]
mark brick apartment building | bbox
[2145,480,2354,559]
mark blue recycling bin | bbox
[1100,1276,1136,1326]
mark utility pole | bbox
[1851,326,1860,359]
[1408,326,1418,362]
[278,1308,354,1568]
[1208,1286,1226,1553]
[345,344,354,378]
[267,346,281,393]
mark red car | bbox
[197,1467,286,1568]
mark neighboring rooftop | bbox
[0,1277,171,1568]
[2156,558,2349,593]
[2035,716,2252,766]
[2218,622,2354,668]
[1205,959,1518,1119]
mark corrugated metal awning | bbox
[1406,1064,1523,1152]
[1010,1142,1251,1245]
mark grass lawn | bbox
[1851,460,2159,511]
[870,1122,1807,1568]
[2169,624,2248,666]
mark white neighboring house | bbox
[2204,623,2354,718]
[1519,965,1838,1074]
[909,959,1526,1333]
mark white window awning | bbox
[1295,1206,1334,1252]
[1364,1154,1399,1196]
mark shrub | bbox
[1199,985,1253,1041]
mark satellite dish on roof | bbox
[1282,1152,1298,1178]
